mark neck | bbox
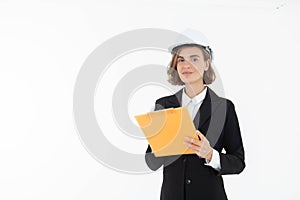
[184,82,206,99]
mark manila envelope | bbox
[135,106,199,157]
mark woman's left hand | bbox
[184,130,213,161]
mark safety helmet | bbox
[168,29,214,61]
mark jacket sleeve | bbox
[217,101,246,176]
[144,99,166,171]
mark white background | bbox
[1,0,300,199]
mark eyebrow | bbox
[177,55,200,59]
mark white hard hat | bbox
[168,28,214,61]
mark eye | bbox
[177,58,184,62]
[192,57,198,62]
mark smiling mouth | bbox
[182,72,192,75]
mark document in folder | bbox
[134,107,199,157]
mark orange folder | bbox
[135,107,199,157]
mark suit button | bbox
[186,179,191,184]
[183,158,187,163]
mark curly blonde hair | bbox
[167,44,216,85]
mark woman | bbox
[145,37,245,200]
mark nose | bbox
[182,60,192,68]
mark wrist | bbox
[205,148,213,161]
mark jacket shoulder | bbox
[155,94,173,103]
[207,88,236,114]
[153,94,174,110]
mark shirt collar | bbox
[182,86,207,106]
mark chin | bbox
[182,79,201,85]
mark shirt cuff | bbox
[204,149,221,171]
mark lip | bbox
[182,72,193,75]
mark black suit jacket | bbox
[145,86,245,200]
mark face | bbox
[176,46,209,85]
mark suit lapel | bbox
[193,90,210,130]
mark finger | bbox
[183,141,200,152]
[184,136,201,146]
[183,141,200,149]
